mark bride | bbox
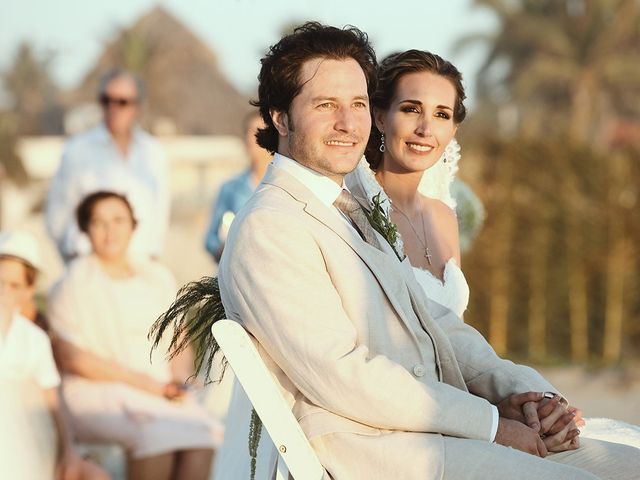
[347,49,640,451]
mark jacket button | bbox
[413,364,425,377]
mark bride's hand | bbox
[568,405,586,427]
[537,394,584,436]
[542,419,581,452]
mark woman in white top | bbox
[348,49,639,450]
[49,191,222,480]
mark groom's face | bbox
[272,57,371,184]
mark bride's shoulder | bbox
[422,196,457,229]
[422,195,460,258]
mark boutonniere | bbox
[363,192,405,261]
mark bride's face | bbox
[375,71,458,174]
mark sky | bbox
[3,0,497,106]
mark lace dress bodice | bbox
[412,258,469,318]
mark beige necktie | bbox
[334,189,384,251]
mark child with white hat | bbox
[0,230,48,329]
[0,230,109,480]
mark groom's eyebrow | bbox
[311,95,369,103]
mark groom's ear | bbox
[373,108,385,133]
[271,109,289,137]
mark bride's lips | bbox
[406,141,435,153]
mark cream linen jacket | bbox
[218,164,555,479]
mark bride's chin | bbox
[397,158,435,175]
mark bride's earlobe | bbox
[373,108,385,132]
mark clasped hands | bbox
[495,391,585,457]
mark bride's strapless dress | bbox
[413,258,640,450]
[412,258,469,319]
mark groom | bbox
[218,22,639,479]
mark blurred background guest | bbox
[0,230,110,480]
[204,110,272,262]
[48,191,220,480]
[0,230,49,330]
[45,69,169,263]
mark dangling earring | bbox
[442,138,456,163]
[379,133,386,153]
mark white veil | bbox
[353,138,461,212]
[417,138,461,211]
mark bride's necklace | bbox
[390,200,432,266]
[374,171,433,265]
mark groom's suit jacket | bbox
[218,163,555,478]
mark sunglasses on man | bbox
[99,94,138,107]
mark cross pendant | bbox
[424,248,432,265]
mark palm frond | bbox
[148,275,227,383]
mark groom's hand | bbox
[495,418,548,457]
[497,391,545,431]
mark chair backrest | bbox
[212,320,326,480]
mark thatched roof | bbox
[69,6,251,136]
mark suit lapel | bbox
[261,165,468,391]
[261,166,421,340]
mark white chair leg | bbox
[276,455,289,480]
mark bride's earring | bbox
[379,133,386,153]
[442,138,456,163]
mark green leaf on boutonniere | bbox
[363,192,404,261]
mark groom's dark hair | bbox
[251,21,377,154]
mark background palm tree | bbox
[458,0,640,363]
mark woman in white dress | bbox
[348,49,640,450]
[49,191,223,480]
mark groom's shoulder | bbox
[231,183,306,233]
[243,182,305,215]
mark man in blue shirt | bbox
[205,111,272,262]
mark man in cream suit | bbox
[218,22,639,479]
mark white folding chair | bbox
[212,320,327,480]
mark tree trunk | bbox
[603,156,628,363]
[489,262,510,356]
[564,172,589,362]
[603,239,626,363]
[528,222,550,361]
[488,161,514,356]
[569,73,595,145]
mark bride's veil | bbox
[354,138,461,213]
[416,138,460,211]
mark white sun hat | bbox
[0,230,43,271]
